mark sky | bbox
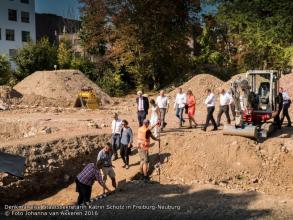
[35,0,217,20]
[35,0,81,20]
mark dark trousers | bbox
[204,106,217,129]
[217,105,231,126]
[230,103,236,119]
[120,144,130,165]
[137,111,146,127]
[175,107,185,126]
[111,134,121,155]
[281,103,292,126]
[274,108,282,129]
[75,178,92,205]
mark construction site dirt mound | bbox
[168,74,224,111]
[219,73,246,91]
[13,70,112,107]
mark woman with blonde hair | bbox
[186,89,198,128]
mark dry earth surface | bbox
[0,71,293,219]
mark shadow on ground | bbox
[14,181,272,220]
[86,183,270,220]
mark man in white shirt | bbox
[217,89,231,127]
[280,87,292,127]
[156,90,169,131]
[202,89,217,131]
[174,88,186,127]
[111,113,122,160]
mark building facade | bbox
[0,0,36,59]
[36,13,80,44]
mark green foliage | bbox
[79,0,200,91]
[213,0,293,71]
[57,39,73,68]
[13,38,57,80]
[99,70,127,97]
[0,55,13,85]
[70,57,98,81]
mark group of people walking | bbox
[136,88,235,132]
[137,88,199,131]
[75,86,291,205]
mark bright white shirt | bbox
[156,95,169,109]
[204,93,216,107]
[282,91,290,101]
[112,119,122,134]
[174,93,187,108]
[219,92,231,106]
[227,93,234,104]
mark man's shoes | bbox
[122,164,126,168]
[201,127,206,131]
[211,127,218,131]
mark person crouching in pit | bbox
[97,143,117,193]
[137,119,160,182]
[75,160,111,205]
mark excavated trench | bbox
[0,134,110,206]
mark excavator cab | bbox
[224,70,281,139]
[247,70,280,112]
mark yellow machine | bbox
[74,87,99,109]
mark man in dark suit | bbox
[136,91,149,127]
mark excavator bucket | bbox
[74,89,99,109]
[223,124,257,139]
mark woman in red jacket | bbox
[186,89,198,128]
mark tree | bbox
[211,0,293,71]
[57,38,73,68]
[0,55,12,85]
[13,38,57,80]
[79,0,201,91]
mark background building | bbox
[0,0,36,60]
[35,13,80,44]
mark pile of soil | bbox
[13,70,112,107]
[219,73,246,91]
[168,74,223,110]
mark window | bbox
[8,9,17,21]
[22,31,30,42]
[21,0,29,3]
[21,11,30,23]
[6,29,15,41]
[9,49,17,58]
